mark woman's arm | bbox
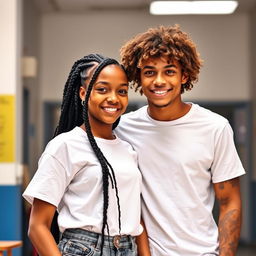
[136,219,151,256]
[28,198,61,256]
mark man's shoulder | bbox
[193,104,228,126]
[116,106,149,136]
[121,105,147,122]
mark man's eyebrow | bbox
[141,64,177,70]
[141,65,155,70]
[165,64,177,68]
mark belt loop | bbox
[95,233,102,250]
[130,236,135,251]
[59,231,63,241]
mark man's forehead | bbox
[140,56,176,67]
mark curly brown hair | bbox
[120,25,203,93]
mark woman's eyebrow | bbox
[94,81,109,85]
[94,81,129,86]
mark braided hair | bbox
[54,54,122,255]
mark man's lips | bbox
[150,88,173,96]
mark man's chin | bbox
[149,100,172,109]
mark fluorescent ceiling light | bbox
[150,1,238,15]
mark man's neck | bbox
[147,102,191,121]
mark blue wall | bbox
[0,185,22,256]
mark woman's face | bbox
[80,64,129,126]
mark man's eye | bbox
[166,70,175,75]
[144,70,154,76]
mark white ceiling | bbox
[32,0,256,13]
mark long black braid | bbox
[53,54,122,255]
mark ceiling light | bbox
[150,1,238,15]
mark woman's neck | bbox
[80,123,115,140]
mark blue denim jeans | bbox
[58,228,137,256]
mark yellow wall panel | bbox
[0,95,15,162]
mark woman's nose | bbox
[107,93,118,103]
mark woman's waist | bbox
[61,228,135,249]
[57,213,143,236]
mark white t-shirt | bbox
[115,103,245,256]
[23,126,143,236]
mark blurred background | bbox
[0,0,256,255]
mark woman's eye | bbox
[119,89,128,95]
[96,87,107,93]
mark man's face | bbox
[140,56,188,109]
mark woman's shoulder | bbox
[44,127,88,155]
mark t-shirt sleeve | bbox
[211,122,246,183]
[23,153,70,207]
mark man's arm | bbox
[213,177,242,256]
[136,219,151,256]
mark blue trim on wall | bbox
[0,185,22,256]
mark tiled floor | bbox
[237,244,256,256]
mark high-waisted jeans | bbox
[58,228,137,256]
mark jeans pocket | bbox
[61,239,94,256]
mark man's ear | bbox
[181,72,189,84]
[79,86,86,100]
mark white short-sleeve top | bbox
[115,103,245,255]
[23,126,143,236]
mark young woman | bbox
[23,54,148,256]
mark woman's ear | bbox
[79,86,86,101]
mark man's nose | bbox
[153,73,166,86]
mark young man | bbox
[115,25,245,256]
